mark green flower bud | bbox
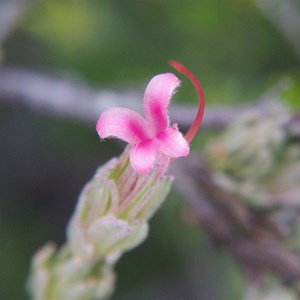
[67,147,172,260]
[28,147,172,299]
[28,244,115,300]
[206,102,300,207]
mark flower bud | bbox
[28,244,115,300]
[206,102,300,207]
[67,146,172,260]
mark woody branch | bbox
[172,156,300,284]
[0,67,281,130]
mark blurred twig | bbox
[171,156,300,283]
[255,0,300,61]
[0,67,280,130]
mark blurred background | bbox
[0,0,299,299]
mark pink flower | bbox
[96,73,189,174]
[96,61,205,175]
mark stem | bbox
[169,60,205,143]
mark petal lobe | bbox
[96,108,149,144]
[130,141,156,174]
[156,125,190,158]
[144,73,180,135]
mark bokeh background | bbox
[0,0,299,299]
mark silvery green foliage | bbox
[206,101,300,207]
[28,244,115,300]
[243,279,298,300]
[28,147,172,299]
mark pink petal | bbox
[96,108,149,144]
[130,140,156,174]
[143,73,181,135]
[156,125,190,158]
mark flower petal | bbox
[130,141,156,174]
[143,73,180,135]
[156,125,190,158]
[96,108,149,144]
